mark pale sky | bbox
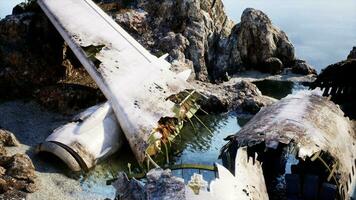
[222,0,356,71]
[0,0,25,18]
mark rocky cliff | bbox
[0,0,312,114]
[111,1,316,81]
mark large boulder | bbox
[0,11,65,98]
[236,8,295,69]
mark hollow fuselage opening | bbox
[245,142,341,200]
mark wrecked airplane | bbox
[37,0,206,169]
[221,90,356,199]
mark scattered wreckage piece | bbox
[112,147,268,200]
[187,147,268,200]
[37,102,123,171]
[311,59,356,118]
[38,0,204,167]
[221,90,356,199]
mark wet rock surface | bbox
[0,129,37,199]
[194,80,275,114]
[113,168,185,200]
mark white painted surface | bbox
[38,0,193,163]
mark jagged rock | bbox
[115,0,236,81]
[0,129,20,147]
[194,80,275,114]
[291,59,317,75]
[348,46,356,59]
[0,10,65,98]
[145,168,185,199]
[236,8,295,69]
[113,168,185,200]
[4,154,36,182]
[12,3,27,15]
[113,172,146,200]
[0,4,105,114]
[0,152,37,197]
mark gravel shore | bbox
[0,100,116,200]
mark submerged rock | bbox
[113,168,185,200]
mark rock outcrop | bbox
[195,80,275,114]
[115,0,236,81]
[113,4,316,80]
[348,46,356,59]
[0,129,37,199]
[236,8,295,71]
[1,1,311,115]
[0,2,104,113]
[113,168,185,200]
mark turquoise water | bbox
[0,0,25,18]
[223,0,356,72]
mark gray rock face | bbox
[236,8,295,69]
[0,132,37,198]
[115,0,236,81]
[347,46,356,59]
[291,59,317,75]
[194,80,275,114]
[113,168,185,200]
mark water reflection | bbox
[171,114,240,165]
[254,80,308,100]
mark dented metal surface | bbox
[222,90,356,199]
[38,102,123,171]
[182,147,269,199]
[37,0,200,165]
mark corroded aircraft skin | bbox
[38,0,200,167]
[221,90,356,199]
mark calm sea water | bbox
[223,0,356,72]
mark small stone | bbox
[0,166,6,176]
[0,129,20,147]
